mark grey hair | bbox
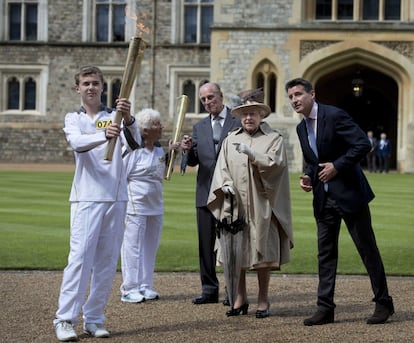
[135,108,161,132]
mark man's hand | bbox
[221,185,235,195]
[299,175,312,192]
[233,143,255,161]
[318,162,337,183]
[105,123,121,139]
[115,98,133,124]
[180,135,192,153]
[169,140,181,152]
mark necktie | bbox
[306,117,318,157]
[212,116,222,152]
[306,117,328,191]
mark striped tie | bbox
[213,116,222,152]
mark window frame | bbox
[252,60,277,114]
[172,0,214,45]
[82,0,136,43]
[2,0,48,41]
[0,64,48,115]
[167,65,210,117]
[311,0,405,21]
[98,66,134,109]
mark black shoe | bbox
[304,310,334,326]
[222,297,230,306]
[367,303,395,324]
[226,303,249,317]
[256,303,270,319]
[192,294,218,305]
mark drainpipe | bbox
[150,0,156,107]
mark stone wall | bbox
[0,124,175,163]
[0,124,72,163]
[1,0,413,172]
[216,0,293,25]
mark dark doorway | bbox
[315,65,398,170]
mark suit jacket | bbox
[377,139,391,157]
[187,107,241,207]
[367,137,377,156]
[296,103,375,218]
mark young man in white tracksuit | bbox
[53,65,141,342]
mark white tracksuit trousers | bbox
[54,201,126,326]
[120,214,163,294]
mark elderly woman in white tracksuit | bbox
[120,108,178,303]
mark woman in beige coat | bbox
[207,89,293,318]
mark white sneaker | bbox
[141,288,159,300]
[121,290,145,303]
[54,321,78,342]
[83,323,110,338]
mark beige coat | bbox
[207,122,294,270]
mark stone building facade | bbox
[1,0,414,172]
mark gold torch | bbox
[165,95,189,180]
[104,36,147,160]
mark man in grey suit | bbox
[181,82,241,304]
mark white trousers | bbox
[120,214,163,294]
[54,201,126,326]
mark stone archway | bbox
[315,65,398,170]
[301,46,411,172]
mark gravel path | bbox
[1,164,412,342]
[1,271,413,343]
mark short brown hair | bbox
[75,65,104,86]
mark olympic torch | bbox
[104,36,147,160]
[165,95,189,180]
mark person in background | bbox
[54,65,140,342]
[377,132,391,173]
[181,82,241,305]
[366,130,377,173]
[120,108,179,303]
[180,134,190,175]
[207,88,293,318]
[285,77,394,326]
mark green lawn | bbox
[0,169,413,275]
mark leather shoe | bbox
[192,294,218,305]
[367,303,394,324]
[304,310,334,326]
[226,303,249,317]
[256,303,270,319]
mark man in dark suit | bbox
[181,82,241,304]
[377,132,391,173]
[285,78,394,325]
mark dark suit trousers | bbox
[316,196,392,312]
[196,206,219,296]
[366,152,376,172]
[377,155,390,173]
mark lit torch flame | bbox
[125,5,150,37]
[104,5,149,161]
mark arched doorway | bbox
[315,65,398,170]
